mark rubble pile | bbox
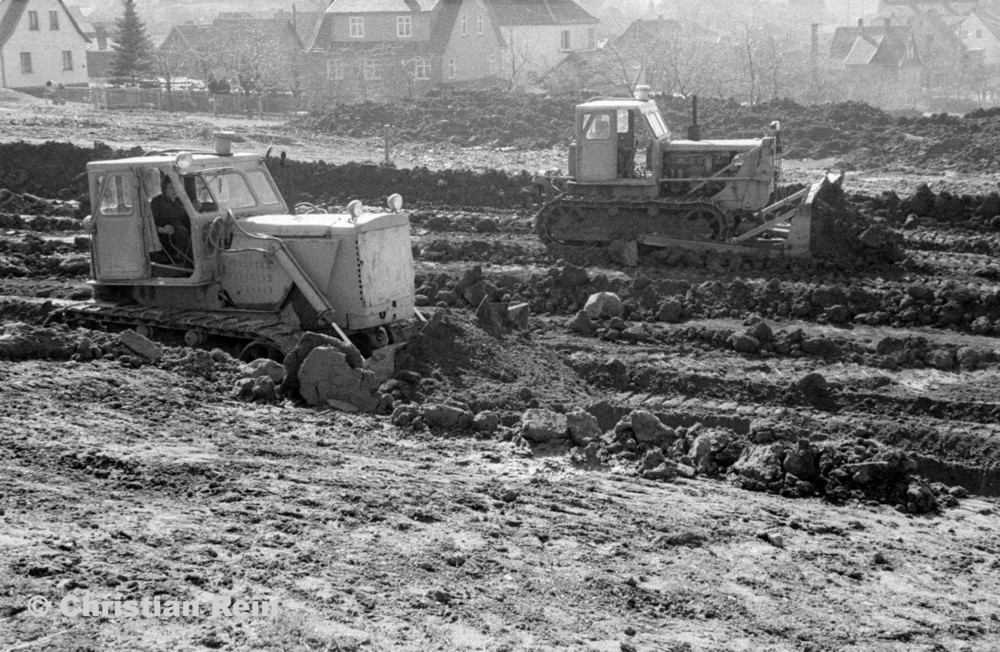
[518,406,956,513]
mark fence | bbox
[58,86,307,119]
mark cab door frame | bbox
[91,169,149,280]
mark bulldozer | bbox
[51,133,418,362]
[534,87,843,261]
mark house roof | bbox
[483,0,599,26]
[830,24,910,61]
[842,34,883,66]
[325,0,439,13]
[0,0,89,47]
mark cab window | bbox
[98,174,134,215]
[584,113,612,140]
[198,171,257,211]
[246,169,280,205]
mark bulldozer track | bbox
[535,195,738,247]
[46,301,302,358]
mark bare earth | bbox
[1,96,1000,652]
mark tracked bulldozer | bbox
[534,88,843,261]
[51,133,418,363]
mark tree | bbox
[110,0,155,82]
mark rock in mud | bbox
[567,310,597,335]
[520,408,568,442]
[926,348,956,371]
[298,346,379,412]
[423,403,474,430]
[283,332,364,393]
[473,410,500,433]
[244,358,285,384]
[617,410,675,445]
[476,298,505,338]
[566,409,601,446]
[252,376,278,401]
[795,372,829,399]
[583,292,624,320]
[731,333,761,353]
[655,299,683,323]
[732,444,786,489]
[119,329,162,362]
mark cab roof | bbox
[576,98,659,112]
[86,151,263,171]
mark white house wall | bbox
[958,13,1000,64]
[500,23,595,83]
[2,0,89,89]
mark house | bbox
[483,0,600,84]
[160,13,306,92]
[542,16,719,95]
[955,7,1000,63]
[305,0,598,101]
[0,0,90,90]
[829,12,962,89]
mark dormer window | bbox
[28,11,39,30]
[477,14,483,35]
[397,16,411,38]
[350,16,364,38]
[461,15,467,36]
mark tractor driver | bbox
[150,175,194,267]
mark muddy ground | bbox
[1,95,1000,651]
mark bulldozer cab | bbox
[574,99,668,183]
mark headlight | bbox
[387,193,403,213]
[175,152,193,170]
[347,199,363,222]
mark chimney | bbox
[858,18,864,28]
[95,25,107,50]
[883,17,890,28]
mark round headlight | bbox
[175,152,193,170]
[347,199,363,221]
[387,193,404,213]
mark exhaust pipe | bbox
[687,94,700,141]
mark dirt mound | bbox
[394,309,593,413]
[0,88,44,104]
[808,178,905,263]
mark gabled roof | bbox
[842,34,883,66]
[326,0,439,13]
[0,0,90,47]
[483,0,599,26]
[830,24,911,61]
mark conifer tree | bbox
[110,0,155,81]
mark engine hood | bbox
[240,211,410,237]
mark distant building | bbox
[0,0,91,89]
[305,0,599,101]
[955,7,1000,63]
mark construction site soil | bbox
[2,92,1000,651]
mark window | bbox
[587,28,596,49]
[488,55,496,75]
[961,29,969,39]
[584,113,611,140]
[349,16,364,38]
[28,11,38,30]
[461,15,467,36]
[99,174,134,216]
[364,59,382,80]
[49,10,59,30]
[199,172,257,210]
[62,50,73,71]
[977,29,983,38]
[448,58,456,79]
[327,59,345,80]
[245,170,280,206]
[561,30,571,50]
[20,52,32,74]
[397,16,411,37]
[477,14,483,35]
[414,58,431,80]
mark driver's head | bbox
[161,175,178,200]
